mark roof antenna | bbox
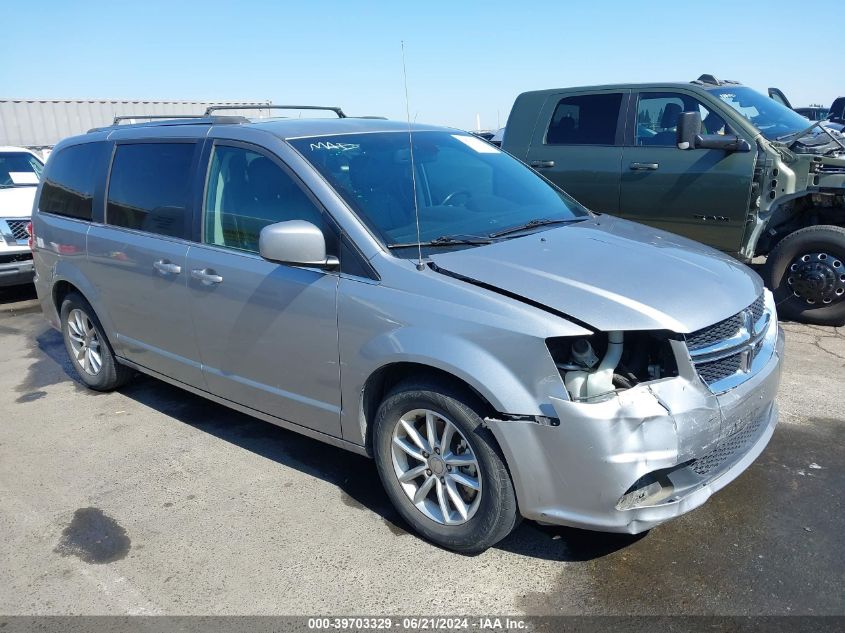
[401,40,425,272]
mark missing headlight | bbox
[547,331,679,401]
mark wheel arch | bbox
[754,193,845,257]
[359,361,499,456]
[50,269,121,354]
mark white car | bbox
[0,146,43,286]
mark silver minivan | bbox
[31,112,783,552]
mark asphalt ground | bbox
[0,283,843,617]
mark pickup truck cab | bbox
[503,76,845,325]
[1,146,44,286]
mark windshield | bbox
[707,86,811,140]
[289,131,588,253]
[0,152,43,188]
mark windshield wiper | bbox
[489,217,585,238]
[387,234,493,250]
[776,121,845,151]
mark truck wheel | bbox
[372,379,519,553]
[763,225,845,326]
[60,292,134,390]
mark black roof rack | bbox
[692,74,742,87]
[203,104,346,118]
[87,115,248,134]
[112,114,201,125]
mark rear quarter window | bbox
[39,142,110,220]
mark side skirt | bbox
[116,356,370,458]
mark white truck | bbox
[0,146,43,286]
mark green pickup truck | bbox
[502,75,845,325]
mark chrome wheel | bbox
[66,308,102,375]
[390,408,482,526]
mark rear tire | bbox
[763,225,845,326]
[372,378,519,554]
[60,292,133,391]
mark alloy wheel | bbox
[390,408,482,525]
[66,308,103,375]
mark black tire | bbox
[372,379,519,554]
[60,292,133,391]
[763,225,845,326]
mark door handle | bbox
[529,160,555,168]
[153,259,181,275]
[629,162,659,171]
[191,268,223,285]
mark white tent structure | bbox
[0,100,271,150]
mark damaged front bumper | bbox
[487,324,784,534]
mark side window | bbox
[636,92,727,146]
[203,144,325,253]
[106,143,195,239]
[39,143,109,220]
[545,93,622,145]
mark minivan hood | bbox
[0,186,37,218]
[429,216,763,333]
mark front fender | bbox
[341,326,565,447]
[336,271,587,447]
[360,327,548,415]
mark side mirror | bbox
[258,220,339,268]
[676,111,702,150]
[696,134,752,152]
[676,110,751,152]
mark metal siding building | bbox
[0,100,270,148]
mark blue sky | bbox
[2,0,834,130]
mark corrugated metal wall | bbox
[0,100,270,148]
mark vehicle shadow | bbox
[34,325,641,562]
[0,284,39,309]
[120,372,643,562]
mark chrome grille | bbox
[686,313,743,351]
[691,414,763,476]
[749,294,765,322]
[696,354,743,384]
[5,219,30,241]
[686,293,769,390]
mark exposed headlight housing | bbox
[547,331,680,401]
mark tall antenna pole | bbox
[401,40,425,272]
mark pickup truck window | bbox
[546,93,622,145]
[636,92,725,146]
[0,152,43,187]
[708,86,809,140]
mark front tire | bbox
[60,292,133,391]
[763,225,845,326]
[373,379,519,553]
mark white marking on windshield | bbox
[9,172,39,185]
[452,135,501,154]
[309,141,360,151]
